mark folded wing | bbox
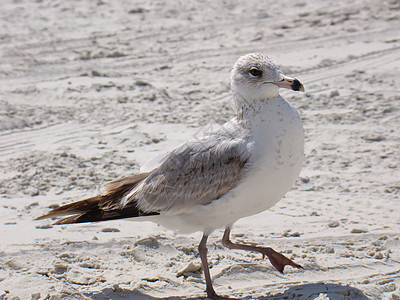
[130,135,251,213]
[35,130,251,224]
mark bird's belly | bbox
[227,147,303,218]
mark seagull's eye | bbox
[249,68,262,77]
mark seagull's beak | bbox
[272,75,305,92]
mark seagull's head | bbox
[231,53,304,101]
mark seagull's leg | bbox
[222,227,303,273]
[198,234,225,300]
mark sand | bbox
[1,0,400,299]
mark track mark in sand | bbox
[0,123,92,159]
[301,46,400,84]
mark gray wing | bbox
[127,133,252,213]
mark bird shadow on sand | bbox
[83,282,370,299]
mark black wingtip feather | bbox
[35,172,157,224]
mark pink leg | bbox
[222,227,303,273]
[198,234,231,300]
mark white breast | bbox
[231,96,304,215]
[154,96,304,234]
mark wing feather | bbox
[126,132,252,213]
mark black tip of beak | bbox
[291,79,304,92]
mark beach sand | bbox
[1,0,399,299]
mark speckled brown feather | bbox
[34,172,155,224]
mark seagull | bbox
[36,53,305,299]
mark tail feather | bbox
[34,196,101,221]
[104,172,150,194]
[34,172,157,224]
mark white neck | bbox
[233,91,282,127]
